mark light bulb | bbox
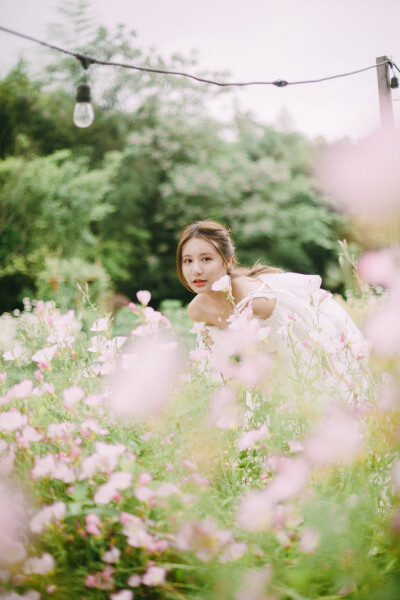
[73,82,95,128]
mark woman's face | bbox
[181,236,228,294]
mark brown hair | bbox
[176,219,282,291]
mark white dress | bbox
[198,272,370,401]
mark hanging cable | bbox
[0,25,393,88]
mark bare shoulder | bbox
[231,275,264,303]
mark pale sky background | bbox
[0,0,399,141]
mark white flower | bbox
[137,290,151,306]
[23,553,55,575]
[2,346,24,361]
[211,274,231,292]
[31,345,58,365]
[0,411,27,432]
[90,317,110,332]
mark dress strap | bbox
[236,281,275,314]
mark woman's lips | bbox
[193,280,206,287]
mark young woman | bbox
[176,219,369,393]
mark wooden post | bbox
[376,56,394,133]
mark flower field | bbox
[0,282,400,600]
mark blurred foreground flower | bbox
[109,333,182,421]
[0,482,29,568]
[358,247,399,289]
[235,566,272,600]
[211,274,231,292]
[317,131,400,216]
[304,403,362,467]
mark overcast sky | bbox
[1,0,399,140]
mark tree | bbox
[0,150,121,312]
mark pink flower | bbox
[265,457,309,503]
[156,483,181,498]
[121,515,152,548]
[62,385,85,410]
[317,131,400,216]
[142,565,167,586]
[21,425,43,443]
[110,591,133,600]
[36,300,44,314]
[174,518,234,561]
[138,471,152,486]
[109,335,181,421]
[88,335,108,353]
[304,403,362,467]
[5,379,33,402]
[50,461,75,483]
[0,443,16,477]
[102,546,120,563]
[31,455,55,479]
[90,317,110,332]
[137,290,151,306]
[211,274,231,292]
[94,471,132,505]
[127,574,141,587]
[84,566,115,590]
[189,348,210,362]
[287,440,304,453]
[0,410,27,432]
[0,482,29,567]
[134,486,156,503]
[299,527,321,554]
[80,419,109,438]
[79,442,126,479]
[208,385,243,430]
[189,321,206,334]
[363,293,400,357]
[85,513,102,536]
[235,566,272,600]
[143,307,163,323]
[47,421,77,440]
[31,345,58,369]
[2,345,24,361]
[23,553,55,574]
[30,502,66,534]
[237,424,270,450]
[236,489,274,532]
[358,247,398,289]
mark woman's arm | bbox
[249,297,276,320]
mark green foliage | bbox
[36,256,110,311]
[0,1,356,312]
[99,108,349,304]
[0,150,121,311]
[0,294,399,599]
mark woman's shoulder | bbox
[231,275,263,301]
[187,293,233,329]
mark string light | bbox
[0,25,398,128]
[73,54,95,128]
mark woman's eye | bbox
[183,259,191,264]
[203,257,211,262]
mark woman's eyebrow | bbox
[182,252,212,258]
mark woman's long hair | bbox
[176,219,282,291]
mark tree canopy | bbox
[0,2,354,312]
